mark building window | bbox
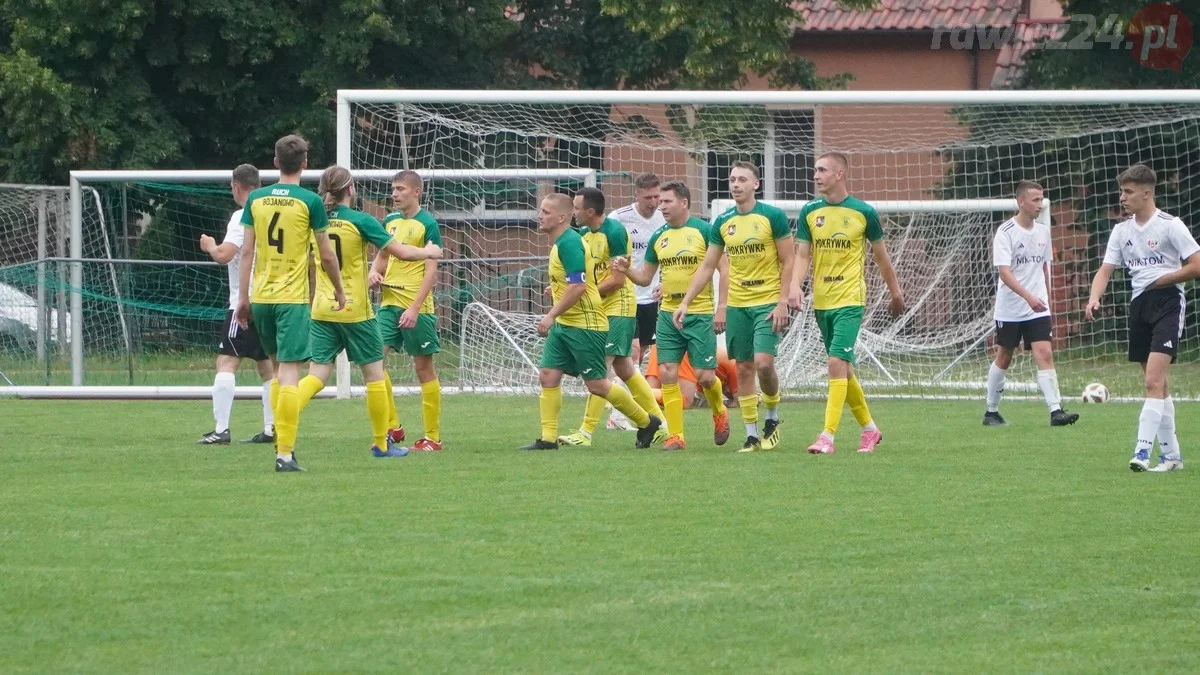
[703,109,816,212]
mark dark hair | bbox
[661,181,691,206]
[1015,180,1043,198]
[231,163,260,189]
[634,173,661,190]
[575,187,605,214]
[391,170,423,190]
[274,134,309,174]
[1118,164,1156,187]
[319,165,353,210]
[730,160,760,181]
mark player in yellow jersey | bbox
[675,162,799,452]
[287,166,442,458]
[236,135,345,472]
[519,194,663,451]
[558,187,665,447]
[612,182,731,451]
[368,171,445,452]
[794,152,905,455]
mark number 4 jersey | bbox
[241,184,328,304]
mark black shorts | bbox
[995,316,1052,350]
[636,302,658,346]
[1128,287,1184,363]
[217,309,269,361]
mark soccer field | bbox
[2,395,1198,673]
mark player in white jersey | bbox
[1086,164,1200,472]
[196,164,277,445]
[984,181,1078,428]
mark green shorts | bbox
[656,311,717,369]
[815,305,865,365]
[251,302,311,362]
[310,318,384,365]
[605,316,636,357]
[377,305,440,356]
[540,323,608,380]
[726,303,779,363]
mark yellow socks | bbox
[846,374,874,428]
[383,371,400,429]
[275,385,299,454]
[625,372,664,419]
[421,379,441,442]
[824,378,848,436]
[297,374,325,412]
[662,382,684,438]
[604,384,650,428]
[581,392,608,435]
[365,380,390,448]
[738,394,758,425]
[269,378,280,417]
[702,379,726,415]
[540,386,562,442]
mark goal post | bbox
[338,88,1200,400]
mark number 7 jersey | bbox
[241,184,328,304]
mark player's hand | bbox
[199,234,217,253]
[368,271,384,288]
[537,314,553,337]
[235,300,251,329]
[887,292,906,317]
[611,256,629,273]
[652,285,662,303]
[713,306,727,335]
[544,285,552,296]
[787,282,803,310]
[1026,295,1048,313]
[332,290,347,312]
[672,304,688,330]
[1085,299,1100,321]
[769,301,791,333]
[424,243,443,260]
[398,306,419,329]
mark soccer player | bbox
[292,166,442,457]
[613,181,730,451]
[368,171,444,452]
[520,194,662,451]
[984,180,1079,428]
[236,134,345,473]
[197,164,277,445]
[1085,164,1200,472]
[794,152,904,455]
[644,344,738,410]
[675,161,798,452]
[609,173,665,366]
[557,187,665,447]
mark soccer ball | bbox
[1081,383,1110,403]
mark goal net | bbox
[342,90,1200,400]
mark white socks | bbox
[1158,397,1181,462]
[764,406,779,422]
[261,379,275,433]
[1136,398,1166,455]
[213,372,236,433]
[986,363,1006,413]
[1036,369,1062,412]
[745,422,759,438]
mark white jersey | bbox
[609,204,664,304]
[992,218,1052,322]
[221,209,246,309]
[1103,210,1200,299]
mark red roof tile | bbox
[991,19,1070,88]
[798,0,1024,32]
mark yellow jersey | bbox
[708,201,793,308]
[644,217,714,313]
[796,196,883,310]
[312,206,393,323]
[582,217,636,318]
[240,184,328,304]
[549,227,607,331]
[381,208,442,314]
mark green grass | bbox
[2,396,1199,673]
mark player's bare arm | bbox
[770,234,797,332]
[673,244,723,328]
[1085,263,1116,320]
[538,282,588,337]
[612,256,658,287]
[235,228,255,328]
[998,265,1047,313]
[870,240,905,316]
[382,240,442,262]
[399,258,438,329]
[714,254,730,334]
[596,264,627,297]
[200,235,238,265]
[793,240,811,306]
[313,231,346,311]
[368,249,389,287]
